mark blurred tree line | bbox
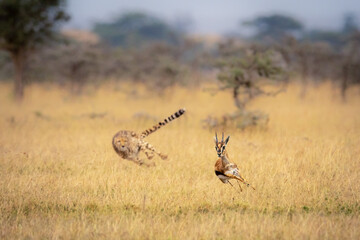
[0,1,359,104]
[92,12,182,47]
[244,13,360,101]
[243,13,358,49]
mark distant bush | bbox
[203,110,269,130]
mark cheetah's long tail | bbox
[140,108,186,138]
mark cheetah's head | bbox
[113,136,130,154]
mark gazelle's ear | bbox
[225,136,230,145]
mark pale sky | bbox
[66,0,360,34]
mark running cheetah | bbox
[112,108,185,166]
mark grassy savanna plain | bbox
[0,81,360,239]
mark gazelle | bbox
[214,133,255,192]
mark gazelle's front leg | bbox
[228,181,242,193]
[140,140,168,160]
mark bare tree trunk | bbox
[341,64,348,102]
[233,86,244,111]
[299,56,309,99]
[11,51,25,100]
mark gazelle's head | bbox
[214,132,230,157]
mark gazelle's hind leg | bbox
[141,140,168,160]
[236,180,243,192]
[241,176,256,190]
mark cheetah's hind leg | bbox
[144,150,155,160]
[141,140,168,160]
[140,144,155,160]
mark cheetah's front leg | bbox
[130,156,155,167]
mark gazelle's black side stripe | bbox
[215,170,226,176]
[140,108,186,138]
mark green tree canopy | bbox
[93,12,181,47]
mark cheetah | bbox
[112,108,185,166]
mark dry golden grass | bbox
[0,81,359,239]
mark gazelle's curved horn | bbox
[215,132,218,143]
[222,132,224,143]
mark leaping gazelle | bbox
[214,133,255,192]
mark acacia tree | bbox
[217,41,288,111]
[203,40,288,129]
[0,0,69,99]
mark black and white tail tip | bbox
[161,108,186,125]
[141,108,186,137]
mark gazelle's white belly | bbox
[217,174,230,183]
